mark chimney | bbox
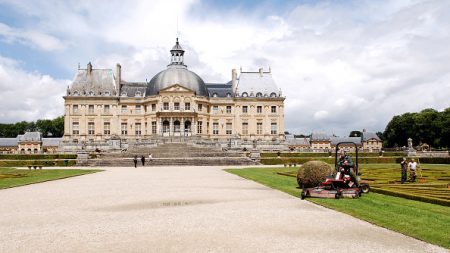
[231,69,237,94]
[87,62,92,74]
[259,67,263,77]
[116,63,122,89]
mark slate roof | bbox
[0,138,18,147]
[236,71,280,98]
[206,83,233,98]
[42,138,62,147]
[286,136,310,146]
[18,132,42,142]
[330,137,362,145]
[310,133,331,141]
[120,82,147,97]
[68,68,116,96]
[362,132,381,141]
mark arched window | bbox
[121,92,127,97]
[73,90,79,96]
[212,93,218,97]
[226,93,231,98]
[242,92,248,97]
[104,91,110,96]
[256,92,262,97]
[89,91,94,96]
[270,92,277,97]
[135,91,142,97]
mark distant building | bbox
[330,137,362,152]
[361,130,382,152]
[310,133,332,151]
[285,135,310,151]
[62,38,285,152]
[0,132,61,154]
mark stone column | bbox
[181,117,185,136]
[170,117,173,136]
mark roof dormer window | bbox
[226,93,231,98]
[73,90,79,96]
[104,91,110,96]
[135,91,142,97]
[212,93,218,97]
[121,92,127,97]
[242,92,248,97]
[256,92,262,97]
[88,91,94,96]
[270,92,277,97]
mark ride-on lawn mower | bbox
[301,142,370,199]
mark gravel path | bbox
[0,166,447,253]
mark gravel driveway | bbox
[0,166,446,253]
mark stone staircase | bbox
[84,143,257,166]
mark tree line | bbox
[0,116,64,138]
[383,108,450,148]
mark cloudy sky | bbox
[0,0,449,136]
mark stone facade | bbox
[62,39,285,151]
[0,132,61,154]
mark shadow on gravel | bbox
[96,200,222,212]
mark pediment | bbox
[159,84,194,93]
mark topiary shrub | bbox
[296,166,305,188]
[299,161,334,188]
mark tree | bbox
[383,108,449,148]
[0,116,64,138]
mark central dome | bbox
[146,38,208,97]
[146,65,208,96]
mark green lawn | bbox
[0,167,101,189]
[225,167,450,249]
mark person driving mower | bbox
[337,150,359,187]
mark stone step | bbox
[84,157,257,166]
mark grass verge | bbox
[0,167,101,190]
[225,167,450,249]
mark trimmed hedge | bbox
[371,187,450,207]
[260,157,450,165]
[261,152,405,158]
[0,160,76,167]
[0,154,76,160]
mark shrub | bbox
[0,154,76,160]
[296,166,305,188]
[300,161,334,188]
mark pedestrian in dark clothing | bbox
[141,155,145,166]
[133,155,138,168]
[400,157,408,183]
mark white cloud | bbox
[0,56,68,123]
[0,23,67,51]
[0,0,449,136]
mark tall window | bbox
[271,122,277,134]
[135,123,141,135]
[242,106,248,114]
[72,122,79,135]
[257,122,263,135]
[151,121,157,134]
[257,106,262,114]
[151,104,156,111]
[121,105,127,113]
[88,122,95,135]
[226,106,232,114]
[271,106,277,113]
[88,105,95,114]
[213,122,219,135]
[226,123,232,135]
[104,122,110,135]
[121,123,127,135]
[242,122,248,135]
[198,104,203,111]
[213,105,218,113]
[104,105,110,114]
[174,102,180,110]
[197,121,202,134]
[185,103,190,111]
[163,102,169,110]
[135,105,141,114]
[73,105,78,113]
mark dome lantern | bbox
[170,38,185,66]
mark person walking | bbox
[133,155,138,168]
[148,153,153,162]
[409,158,418,182]
[141,155,145,166]
[400,157,408,183]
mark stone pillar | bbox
[181,117,184,135]
[170,117,173,136]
